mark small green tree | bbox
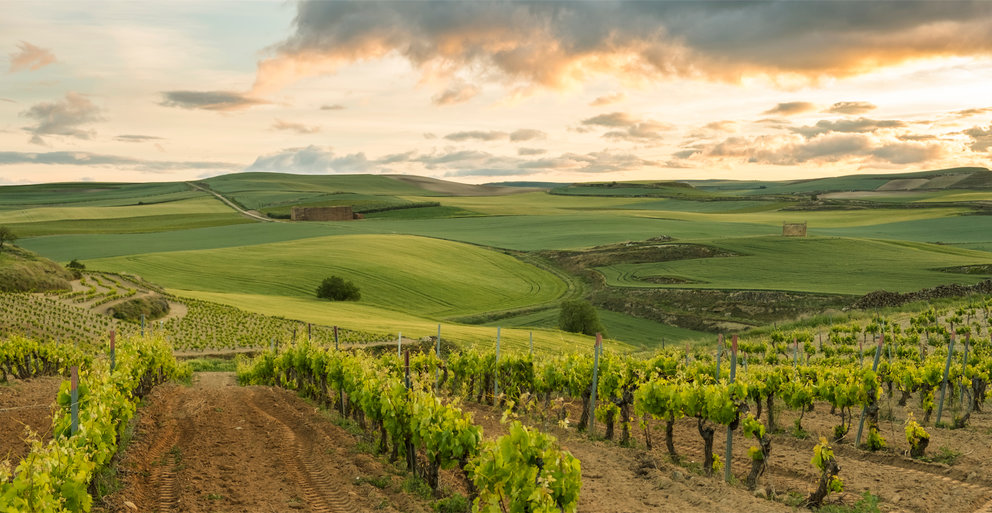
[0,226,17,251]
[558,299,604,336]
[316,276,361,301]
[65,259,86,279]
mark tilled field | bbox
[96,373,432,513]
[0,376,61,464]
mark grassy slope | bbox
[176,289,616,353]
[88,234,568,319]
[0,246,74,292]
[0,182,192,208]
[483,307,707,349]
[597,236,992,294]
[0,196,233,223]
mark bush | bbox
[0,226,17,251]
[558,299,604,336]
[109,295,170,322]
[66,259,86,279]
[316,276,361,301]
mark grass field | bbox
[10,169,992,351]
[482,307,708,349]
[0,181,194,208]
[173,289,612,353]
[596,236,992,295]
[88,234,569,319]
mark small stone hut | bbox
[782,222,807,237]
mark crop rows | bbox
[0,335,188,512]
[0,291,388,353]
[238,343,582,513]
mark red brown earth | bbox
[0,376,61,464]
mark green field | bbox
[9,167,992,351]
[596,236,992,294]
[89,234,569,319]
[483,307,708,349]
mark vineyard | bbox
[0,278,390,354]
[3,288,992,511]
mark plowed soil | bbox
[461,396,992,513]
[96,373,432,513]
[0,376,61,463]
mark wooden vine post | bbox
[725,334,738,483]
[960,334,970,408]
[855,334,884,447]
[935,332,956,425]
[333,325,339,350]
[109,329,116,373]
[715,334,723,380]
[588,333,603,437]
[140,313,145,336]
[70,365,79,436]
[397,331,402,358]
[404,349,415,472]
[494,327,501,401]
[435,324,441,393]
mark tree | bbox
[316,276,361,301]
[0,226,17,251]
[65,259,86,279]
[558,299,604,336]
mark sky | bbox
[1,0,992,185]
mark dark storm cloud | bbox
[255,1,992,93]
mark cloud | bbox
[440,149,654,177]
[678,132,945,166]
[21,92,103,144]
[964,126,992,152]
[159,90,267,111]
[0,98,16,103]
[247,145,376,174]
[443,130,508,142]
[581,111,673,141]
[272,119,321,134]
[518,147,547,156]
[432,83,481,105]
[703,121,738,132]
[9,41,56,72]
[509,129,546,142]
[320,104,346,110]
[792,117,907,138]
[115,134,164,143]
[954,107,992,119]
[253,1,992,94]
[826,101,877,115]
[590,92,626,106]
[0,150,235,173]
[764,102,816,116]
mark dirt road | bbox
[98,373,430,513]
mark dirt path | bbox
[186,182,276,223]
[98,373,430,513]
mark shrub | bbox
[316,276,361,301]
[66,259,86,279]
[0,226,16,251]
[557,299,604,336]
[110,295,170,322]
